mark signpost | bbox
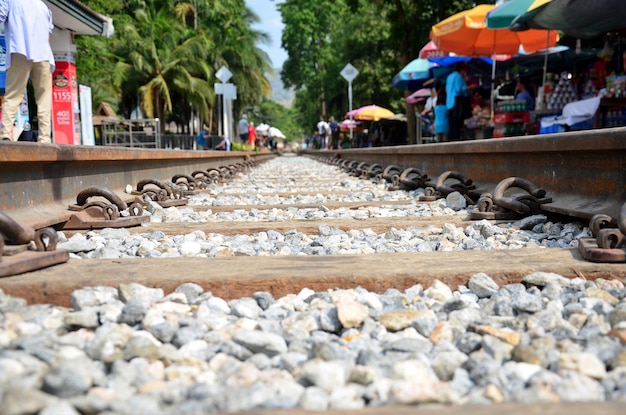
[340,63,359,142]
[215,66,234,150]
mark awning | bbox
[46,0,114,37]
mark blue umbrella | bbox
[391,58,434,91]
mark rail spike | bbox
[470,177,552,220]
[578,202,626,263]
[0,211,69,277]
[63,186,148,230]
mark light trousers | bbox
[1,53,52,143]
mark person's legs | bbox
[1,54,32,141]
[448,116,462,141]
[30,61,53,143]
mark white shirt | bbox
[0,0,55,70]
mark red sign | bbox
[52,61,80,144]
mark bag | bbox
[452,95,472,119]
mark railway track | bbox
[0,132,625,414]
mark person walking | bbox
[316,117,330,149]
[0,0,55,143]
[248,122,257,150]
[238,114,249,143]
[446,61,472,141]
[196,126,209,150]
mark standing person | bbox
[316,117,329,149]
[434,87,449,142]
[515,77,535,111]
[238,114,249,143]
[196,126,209,150]
[0,0,55,143]
[248,122,257,150]
[328,116,339,149]
[446,61,471,141]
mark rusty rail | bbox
[305,127,626,221]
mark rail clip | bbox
[420,171,479,203]
[63,186,149,230]
[132,178,188,208]
[0,212,69,277]
[578,206,626,263]
[470,177,552,220]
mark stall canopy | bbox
[511,0,626,38]
[346,105,394,121]
[431,4,558,56]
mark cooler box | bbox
[493,112,529,125]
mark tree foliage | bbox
[279,0,475,143]
[77,0,272,134]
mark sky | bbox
[245,0,287,68]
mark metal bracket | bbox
[419,171,478,203]
[389,167,431,192]
[578,206,626,262]
[63,186,149,230]
[470,177,552,220]
[0,212,69,277]
[132,178,188,208]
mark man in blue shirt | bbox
[446,61,470,141]
[196,126,209,150]
[515,78,535,111]
[0,0,55,143]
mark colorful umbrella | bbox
[486,0,548,29]
[432,4,558,111]
[486,0,559,107]
[339,119,361,132]
[346,105,395,122]
[419,40,449,59]
[431,4,558,56]
[391,58,434,91]
[405,88,432,105]
[511,0,626,39]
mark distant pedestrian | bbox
[328,116,339,149]
[248,122,257,150]
[316,117,330,149]
[0,0,55,142]
[196,126,209,150]
[238,114,249,143]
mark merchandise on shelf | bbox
[546,71,578,111]
[493,99,529,138]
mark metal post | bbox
[348,81,353,141]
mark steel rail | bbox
[0,143,274,228]
[305,127,626,221]
[1,127,625,228]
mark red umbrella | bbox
[420,40,449,59]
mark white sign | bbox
[340,63,359,82]
[224,83,237,100]
[216,66,232,83]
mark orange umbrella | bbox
[346,105,394,122]
[431,4,558,56]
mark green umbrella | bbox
[486,0,541,29]
[487,0,556,108]
[511,0,626,39]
